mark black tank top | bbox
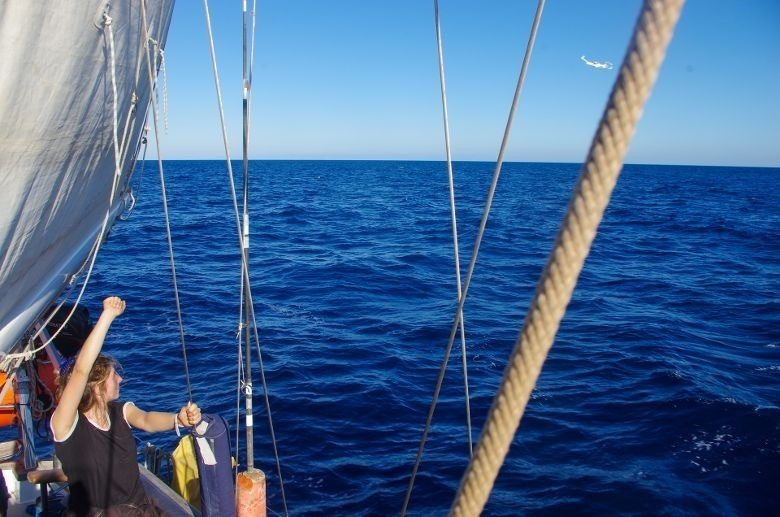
[54,401,147,514]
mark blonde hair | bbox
[56,354,119,412]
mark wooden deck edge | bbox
[139,464,201,516]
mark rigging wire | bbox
[432,0,473,458]
[235,319,245,479]
[246,7,288,512]
[248,298,286,513]
[141,0,193,403]
[449,1,685,514]
[201,1,288,513]
[249,0,258,120]
[235,0,258,479]
[401,1,547,514]
[121,128,150,220]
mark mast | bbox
[241,0,254,469]
[236,5,287,512]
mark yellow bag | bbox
[171,434,201,510]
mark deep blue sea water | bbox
[29,161,780,515]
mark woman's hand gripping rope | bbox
[177,402,202,428]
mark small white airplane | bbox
[581,55,613,70]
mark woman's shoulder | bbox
[108,400,132,417]
[108,400,137,427]
[51,411,79,443]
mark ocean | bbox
[26,161,780,515]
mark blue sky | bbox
[159,1,779,166]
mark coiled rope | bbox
[402,1,546,514]
[448,1,685,515]
[148,38,170,134]
[106,14,121,179]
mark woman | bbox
[50,297,201,516]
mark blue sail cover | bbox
[192,414,236,517]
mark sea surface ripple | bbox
[61,161,779,515]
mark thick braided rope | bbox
[449,1,685,515]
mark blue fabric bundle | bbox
[192,414,235,517]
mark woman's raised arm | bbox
[50,297,125,440]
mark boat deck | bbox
[1,441,199,516]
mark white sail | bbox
[0,1,175,355]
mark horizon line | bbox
[147,158,780,169]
